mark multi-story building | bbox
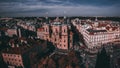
[17,21,36,32]
[6,29,17,37]
[72,18,120,49]
[37,18,73,50]
[37,27,44,40]
[6,28,21,37]
[1,38,47,68]
[0,28,8,36]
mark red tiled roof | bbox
[98,23,108,27]
[2,39,46,54]
[106,26,118,31]
[9,39,15,43]
[106,26,111,30]
[0,28,8,31]
[37,28,44,32]
[70,31,73,35]
[89,32,94,35]
[112,27,118,31]
[19,37,26,40]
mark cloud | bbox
[47,0,63,3]
[0,0,120,17]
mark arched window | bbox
[55,38,56,41]
[64,29,66,32]
[46,28,47,32]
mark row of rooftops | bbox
[87,29,107,33]
[37,27,73,35]
[73,18,120,35]
[85,26,119,35]
[17,17,69,30]
[2,37,47,54]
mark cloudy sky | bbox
[0,0,120,17]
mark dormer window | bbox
[56,28,58,33]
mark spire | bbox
[63,11,67,24]
[45,12,48,19]
[55,17,60,22]
[45,12,49,24]
[64,11,66,19]
[95,16,98,21]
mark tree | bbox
[58,56,67,68]
[75,65,80,68]
[68,51,79,66]
[66,64,73,68]
[47,58,56,68]
[95,47,110,68]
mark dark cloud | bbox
[0,0,120,17]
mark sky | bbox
[0,0,120,17]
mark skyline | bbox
[0,13,120,68]
[0,0,120,17]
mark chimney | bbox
[16,44,19,47]
[11,43,15,48]
[24,41,27,44]
[9,42,11,46]
[21,40,23,43]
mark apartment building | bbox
[72,18,120,49]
